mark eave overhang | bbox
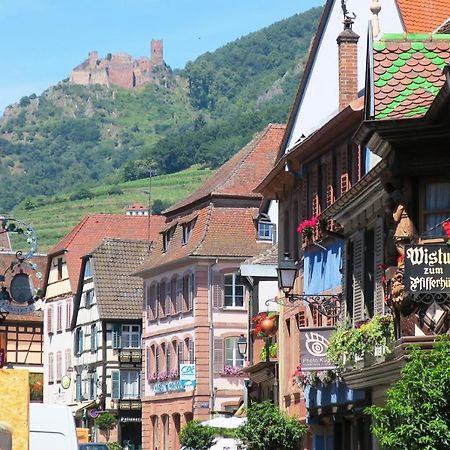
[256,101,364,200]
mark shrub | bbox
[95,412,117,442]
[236,401,307,450]
[69,187,94,201]
[365,336,450,450]
[179,420,215,450]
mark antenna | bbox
[147,169,157,252]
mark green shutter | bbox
[374,218,385,315]
[352,232,365,324]
[111,370,120,400]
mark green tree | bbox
[95,412,117,442]
[236,401,307,450]
[179,420,215,450]
[365,336,450,450]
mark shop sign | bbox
[405,245,450,293]
[179,363,195,381]
[299,327,335,371]
[153,379,196,394]
[0,299,36,314]
[120,417,142,423]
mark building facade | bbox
[42,214,164,407]
[136,124,285,450]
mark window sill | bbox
[220,306,245,311]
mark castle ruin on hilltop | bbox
[69,39,169,89]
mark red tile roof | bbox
[372,35,450,120]
[136,125,285,275]
[164,124,285,216]
[396,0,450,33]
[136,204,272,274]
[45,214,165,294]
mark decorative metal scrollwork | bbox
[266,293,343,319]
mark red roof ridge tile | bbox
[191,203,214,256]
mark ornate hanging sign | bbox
[405,245,450,295]
[299,327,336,371]
[0,218,43,316]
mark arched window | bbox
[177,340,184,366]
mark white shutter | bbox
[374,218,385,316]
[212,271,224,309]
[352,232,365,324]
[213,337,224,373]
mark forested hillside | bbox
[0,7,321,212]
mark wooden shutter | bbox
[341,241,348,317]
[112,324,121,349]
[56,351,62,381]
[79,328,84,354]
[212,271,224,309]
[176,278,183,313]
[65,348,71,374]
[189,273,195,311]
[111,370,120,400]
[146,347,151,381]
[352,232,365,324]
[146,284,151,319]
[65,301,72,330]
[374,218,385,316]
[177,340,184,366]
[57,304,62,332]
[154,282,159,319]
[47,306,53,334]
[213,336,224,373]
[165,281,171,315]
[48,353,54,383]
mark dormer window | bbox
[84,259,92,279]
[258,220,275,241]
[162,226,175,253]
[182,220,195,245]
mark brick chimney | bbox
[337,18,359,111]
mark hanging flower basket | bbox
[297,216,319,240]
[291,366,340,389]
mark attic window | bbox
[258,220,275,241]
[182,220,196,245]
[84,260,92,279]
[57,258,63,280]
[162,226,175,253]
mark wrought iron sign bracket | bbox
[266,293,343,318]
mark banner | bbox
[299,326,335,371]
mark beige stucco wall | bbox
[0,369,29,450]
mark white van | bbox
[29,403,78,450]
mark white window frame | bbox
[120,370,140,399]
[257,221,274,241]
[223,273,245,308]
[224,337,244,368]
[121,324,140,349]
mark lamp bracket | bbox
[266,293,343,319]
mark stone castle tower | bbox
[69,39,169,89]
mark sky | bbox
[0,0,324,114]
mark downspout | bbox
[208,258,219,414]
[101,321,107,412]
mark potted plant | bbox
[326,314,394,370]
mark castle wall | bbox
[69,40,165,89]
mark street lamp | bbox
[273,253,343,318]
[237,334,247,357]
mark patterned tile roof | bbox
[164,124,285,216]
[243,244,278,265]
[91,238,150,320]
[373,34,450,120]
[396,0,450,33]
[45,214,164,294]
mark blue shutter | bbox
[79,329,84,354]
[111,370,120,400]
[112,324,121,349]
[76,374,82,402]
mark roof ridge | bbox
[191,203,214,256]
[213,125,273,194]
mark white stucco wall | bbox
[287,0,404,148]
